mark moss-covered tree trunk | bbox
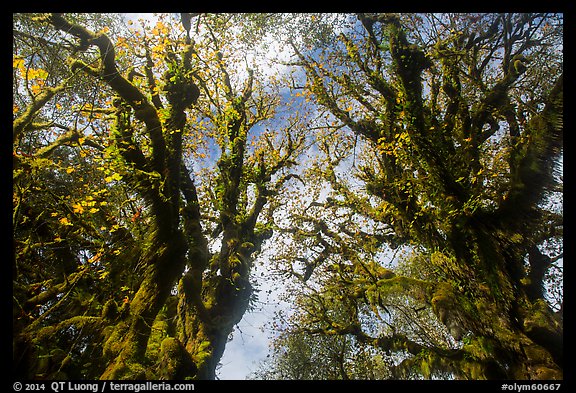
[100,230,188,379]
[177,228,265,379]
[397,16,562,378]
[173,72,277,379]
[43,13,203,379]
[47,13,299,380]
[434,219,563,379]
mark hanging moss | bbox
[101,299,119,321]
[416,349,434,379]
[462,336,495,362]
[369,274,432,308]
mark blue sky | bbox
[217,303,276,379]
[217,262,293,379]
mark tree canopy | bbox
[13,13,562,381]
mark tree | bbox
[250,325,392,380]
[13,13,306,380]
[267,13,563,379]
[12,12,563,381]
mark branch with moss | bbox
[501,73,563,219]
[46,13,166,173]
[13,82,69,143]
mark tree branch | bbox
[13,83,68,143]
[47,13,166,172]
[500,73,563,219]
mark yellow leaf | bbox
[59,217,73,226]
[13,56,25,69]
[88,252,102,264]
[66,167,75,174]
[28,68,48,80]
[89,207,100,214]
[31,83,43,95]
[105,172,123,183]
[72,203,84,214]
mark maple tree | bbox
[257,13,563,380]
[13,12,563,381]
[13,13,307,380]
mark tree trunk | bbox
[101,230,187,379]
[177,258,254,379]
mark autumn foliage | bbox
[13,13,562,380]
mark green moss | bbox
[191,339,213,371]
[465,361,486,380]
[523,299,559,333]
[229,255,242,269]
[420,358,431,379]
[523,343,550,363]
[160,337,181,357]
[462,336,494,361]
[35,316,103,343]
[101,356,148,380]
[124,363,148,380]
[102,299,119,320]
[146,318,170,360]
[431,282,454,310]
[240,242,254,251]
[532,366,562,380]
[102,321,129,360]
